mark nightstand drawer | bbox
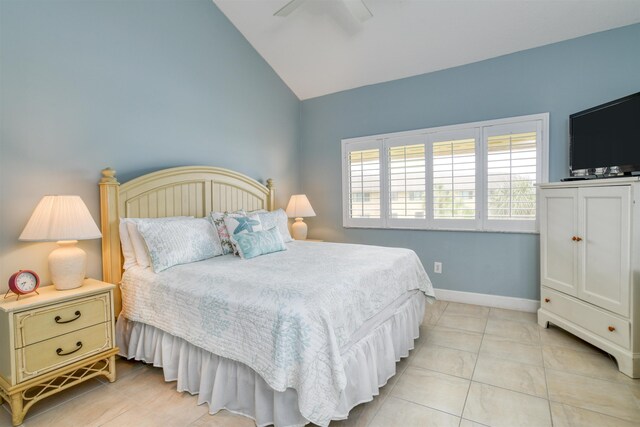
[17,322,112,383]
[15,293,111,348]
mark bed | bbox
[99,166,434,427]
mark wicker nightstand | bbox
[0,279,118,426]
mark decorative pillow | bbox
[231,227,287,259]
[249,209,293,243]
[223,213,263,246]
[124,216,195,269]
[137,218,223,273]
[209,210,246,255]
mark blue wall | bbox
[300,24,640,300]
[0,0,300,286]
[2,0,639,300]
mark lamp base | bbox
[291,218,308,240]
[49,240,86,290]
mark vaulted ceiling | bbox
[214,0,640,100]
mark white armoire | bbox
[538,177,639,378]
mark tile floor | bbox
[2,300,639,426]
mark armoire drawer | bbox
[541,287,630,349]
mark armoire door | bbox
[577,186,631,317]
[540,188,578,296]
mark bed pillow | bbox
[231,227,287,259]
[137,218,223,272]
[210,210,246,255]
[124,216,198,269]
[223,213,263,251]
[119,219,137,270]
[249,209,293,243]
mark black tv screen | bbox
[570,92,640,174]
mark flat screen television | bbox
[570,91,640,176]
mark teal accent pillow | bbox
[231,227,287,259]
[223,213,263,255]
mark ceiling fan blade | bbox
[274,0,306,17]
[344,0,373,22]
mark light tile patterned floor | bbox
[2,300,639,426]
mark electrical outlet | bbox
[434,262,442,274]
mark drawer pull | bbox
[575,236,583,242]
[571,236,577,241]
[56,341,83,356]
[544,298,551,303]
[54,310,81,324]
[608,326,616,332]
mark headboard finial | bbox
[100,167,119,184]
[266,178,275,211]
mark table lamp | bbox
[19,195,102,290]
[286,194,316,240]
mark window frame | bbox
[341,113,549,233]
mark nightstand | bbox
[0,278,118,426]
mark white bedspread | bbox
[120,241,434,426]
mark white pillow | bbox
[249,209,293,243]
[137,218,223,273]
[123,216,194,269]
[119,219,137,270]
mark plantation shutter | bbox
[484,121,543,232]
[342,139,383,227]
[430,129,480,229]
[342,113,547,231]
[386,134,427,227]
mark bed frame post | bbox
[99,167,122,315]
[267,178,275,211]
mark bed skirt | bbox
[116,292,425,427]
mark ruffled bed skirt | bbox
[116,292,425,427]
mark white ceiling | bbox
[214,0,640,100]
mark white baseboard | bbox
[434,288,540,313]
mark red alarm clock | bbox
[7,270,40,297]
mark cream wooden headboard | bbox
[98,166,275,314]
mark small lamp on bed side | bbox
[19,195,102,290]
[286,194,316,240]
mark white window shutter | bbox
[342,139,383,227]
[386,134,427,227]
[484,121,542,232]
[342,113,548,232]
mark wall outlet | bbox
[434,262,442,274]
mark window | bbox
[342,113,548,233]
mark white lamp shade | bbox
[19,195,102,242]
[286,194,316,218]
